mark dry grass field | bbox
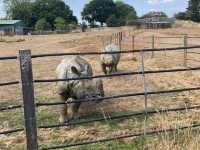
[1,27,200,150]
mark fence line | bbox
[187,58,200,63]
[38,104,200,129]
[29,46,200,58]
[1,45,200,61]
[1,35,200,61]
[1,104,200,136]
[188,52,200,55]
[2,66,200,87]
[0,81,19,86]
[36,86,200,106]
[34,66,200,83]
[0,128,24,135]
[0,56,17,60]
[0,105,22,111]
[40,124,200,150]
[2,83,200,112]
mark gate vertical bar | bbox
[19,50,38,150]
[139,50,148,113]
[139,49,148,148]
[184,35,188,67]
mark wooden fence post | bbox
[19,50,38,150]
[184,35,188,67]
[151,35,155,58]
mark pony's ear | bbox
[71,66,81,76]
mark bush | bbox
[126,20,136,26]
[67,22,77,31]
[35,18,51,31]
[54,17,66,31]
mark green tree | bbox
[35,18,51,31]
[81,0,116,26]
[106,15,120,27]
[32,0,77,30]
[54,17,66,31]
[187,0,200,22]
[3,0,34,27]
[115,1,137,26]
[4,0,77,29]
[174,12,188,20]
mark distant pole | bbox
[110,35,112,44]
[132,35,135,50]
[184,35,188,67]
[117,33,119,46]
[151,35,155,58]
[119,32,122,50]
[115,33,118,45]
[131,35,135,59]
[19,50,38,150]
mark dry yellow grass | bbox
[1,27,200,149]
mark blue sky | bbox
[0,0,188,21]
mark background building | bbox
[134,12,175,29]
[0,20,24,35]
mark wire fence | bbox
[40,123,200,150]
[1,33,200,149]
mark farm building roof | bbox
[0,20,22,25]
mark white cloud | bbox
[147,0,174,5]
[147,0,159,5]
[162,0,174,3]
[150,8,157,12]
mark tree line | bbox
[3,0,77,31]
[3,0,137,31]
[3,0,200,31]
[82,0,137,27]
[175,0,200,22]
